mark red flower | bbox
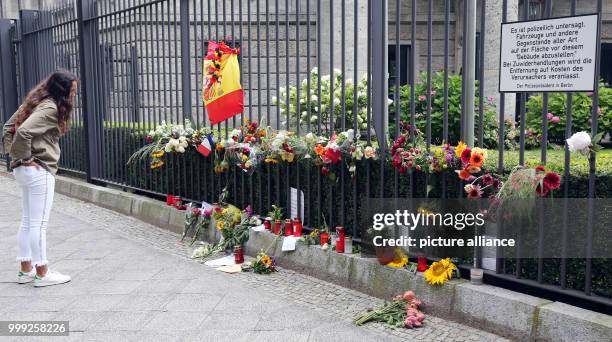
[481,174,493,185]
[535,165,546,172]
[461,148,472,164]
[321,166,329,175]
[536,183,549,197]
[324,148,341,164]
[543,172,561,190]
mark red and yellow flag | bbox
[202,41,244,125]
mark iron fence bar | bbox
[76,0,97,182]
[328,0,334,225]
[276,0,281,214]
[316,0,322,226]
[496,0,508,276]
[393,0,399,203]
[585,0,603,296]
[561,0,577,291]
[296,0,302,221]
[478,0,485,147]
[285,0,291,219]
[352,0,358,237]
[426,0,432,149]
[180,0,192,121]
[264,0,270,213]
[306,0,312,227]
[537,0,552,285]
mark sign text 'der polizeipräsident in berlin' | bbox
[499,14,599,93]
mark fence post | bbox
[371,0,388,150]
[0,19,18,171]
[180,0,192,121]
[76,0,99,181]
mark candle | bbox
[470,268,483,285]
[172,196,182,208]
[417,255,428,272]
[293,218,302,237]
[274,219,282,235]
[166,194,174,205]
[234,245,244,264]
[263,218,272,231]
[284,219,293,236]
[335,226,345,253]
[320,232,329,246]
[344,236,353,254]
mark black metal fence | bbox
[0,0,609,313]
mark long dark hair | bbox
[15,70,78,135]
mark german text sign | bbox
[499,14,599,93]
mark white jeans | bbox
[13,166,55,267]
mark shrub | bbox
[525,83,612,146]
[274,68,369,133]
[389,72,518,149]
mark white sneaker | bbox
[17,269,37,284]
[33,270,71,287]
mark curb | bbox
[4,170,609,342]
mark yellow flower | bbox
[150,160,164,169]
[241,154,249,162]
[280,151,295,162]
[216,220,225,230]
[424,258,457,285]
[471,147,488,159]
[151,150,165,158]
[222,208,229,215]
[386,249,408,268]
[265,158,279,164]
[455,141,467,157]
[261,255,272,266]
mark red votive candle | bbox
[335,226,345,253]
[417,255,428,272]
[172,196,182,208]
[234,245,244,264]
[293,218,302,237]
[166,194,174,205]
[274,219,282,235]
[284,219,293,236]
[320,232,329,246]
[263,218,272,231]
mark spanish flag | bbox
[202,41,244,125]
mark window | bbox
[388,44,411,87]
[601,44,612,87]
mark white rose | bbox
[176,146,186,153]
[304,132,317,144]
[566,131,591,154]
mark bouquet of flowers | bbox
[497,165,561,199]
[247,251,277,274]
[391,134,430,174]
[353,291,426,329]
[127,119,212,169]
[213,204,261,251]
[453,142,488,182]
[262,130,307,164]
[182,204,213,245]
[216,120,267,173]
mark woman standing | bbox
[2,70,78,287]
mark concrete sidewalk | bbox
[0,174,508,341]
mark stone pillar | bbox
[483,0,518,119]
[319,0,368,82]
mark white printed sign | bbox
[499,14,599,92]
[290,187,304,221]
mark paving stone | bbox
[0,175,510,341]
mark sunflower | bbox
[424,258,457,285]
[261,255,272,266]
[386,248,408,268]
